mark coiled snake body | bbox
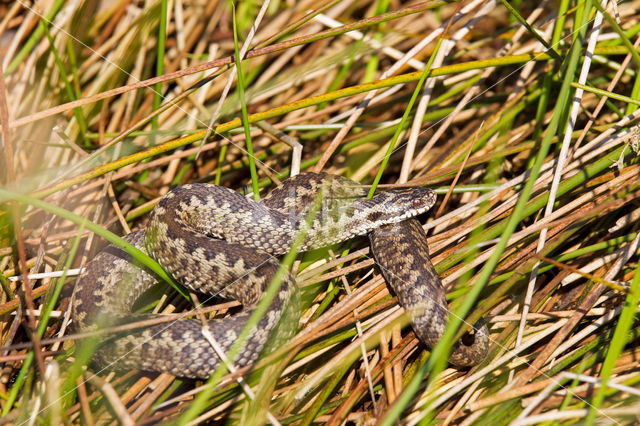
[73,173,488,379]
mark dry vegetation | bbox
[1,0,640,424]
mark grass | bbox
[1,0,640,424]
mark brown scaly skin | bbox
[370,219,489,366]
[72,172,487,379]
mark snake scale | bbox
[72,172,488,379]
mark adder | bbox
[72,172,488,379]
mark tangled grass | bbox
[0,0,639,424]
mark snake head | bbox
[364,187,437,224]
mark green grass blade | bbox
[367,38,444,198]
[232,1,260,200]
[152,0,169,137]
[571,82,640,106]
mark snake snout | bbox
[376,187,436,219]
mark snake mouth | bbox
[395,206,431,222]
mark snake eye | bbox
[411,198,423,209]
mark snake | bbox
[72,172,488,379]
